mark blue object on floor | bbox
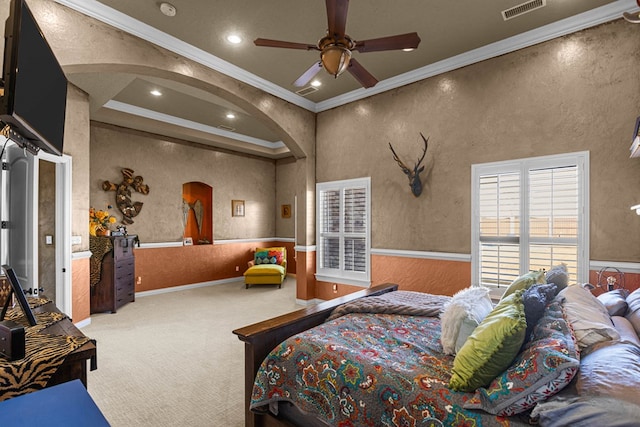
[0,379,110,426]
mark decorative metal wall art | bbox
[102,168,150,224]
[389,132,429,197]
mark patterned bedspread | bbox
[251,292,531,426]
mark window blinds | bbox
[478,164,579,287]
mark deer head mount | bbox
[389,133,429,197]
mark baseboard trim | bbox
[135,277,243,298]
[74,317,91,329]
[295,298,323,306]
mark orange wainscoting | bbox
[314,255,472,301]
[72,257,91,322]
[134,240,296,292]
[294,250,316,301]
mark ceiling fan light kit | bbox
[321,44,352,77]
[254,0,421,89]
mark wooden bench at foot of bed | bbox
[233,283,399,427]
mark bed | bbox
[234,276,640,427]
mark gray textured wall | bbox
[317,20,640,262]
[275,157,297,239]
[90,125,278,242]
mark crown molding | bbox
[104,100,285,150]
[55,0,636,115]
[316,0,638,111]
[53,0,316,112]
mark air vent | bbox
[295,86,318,97]
[502,0,546,20]
[217,125,235,132]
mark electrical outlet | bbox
[45,235,53,245]
[136,277,142,285]
[332,283,338,293]
[235,265,239,272]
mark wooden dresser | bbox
[90,235,136,314]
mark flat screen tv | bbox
[0,0,67,156]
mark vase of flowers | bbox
[89,207,117,236]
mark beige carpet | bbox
[81,278,301,426]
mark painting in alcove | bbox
[182,182,213,244]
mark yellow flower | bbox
[89,207,117,235]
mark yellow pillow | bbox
[449,290,527,392]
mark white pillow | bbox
[559,284,620,350]
[440,287,493,355]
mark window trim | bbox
[471,151,589,286]
[316,177,371,287]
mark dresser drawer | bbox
[115,281,134,299]
[115,264,133,280]
[113,236,136,262]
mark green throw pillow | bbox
[449,290,527,392]
[500,270,546,301]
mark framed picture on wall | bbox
[281,204,291,218]
[232,200,245,217]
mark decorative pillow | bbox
[612,316,640,347]
[449,290,527,392]
[575,341,640,407]
[522,283,558,344]
[545,263,569,292]
[254,247,285,266]
[597,289,630,317]
[559,284,620,351]
[440,287,493,355]
[500,270,546,301]
[464,299,579,416]
[625,288,640,337]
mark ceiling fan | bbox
[254,0,421,89]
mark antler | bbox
[389,133,430,197]
[388,143,411,176]
[416,133,429,170]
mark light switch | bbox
[71,235,82,245]
[45,235,53,245]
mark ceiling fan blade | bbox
[347,58,378,88]
[254,38,318,50]
[326,0,349,37]
[354,32,421,53]
[293,61,323,87]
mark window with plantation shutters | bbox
[317,178,371,287]
[472,152,588,290]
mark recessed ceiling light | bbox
[226,34,242,44]
[159,2,177,17]
[310,80,322,87]
[150,90,162,96]
[226,112,236,119]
